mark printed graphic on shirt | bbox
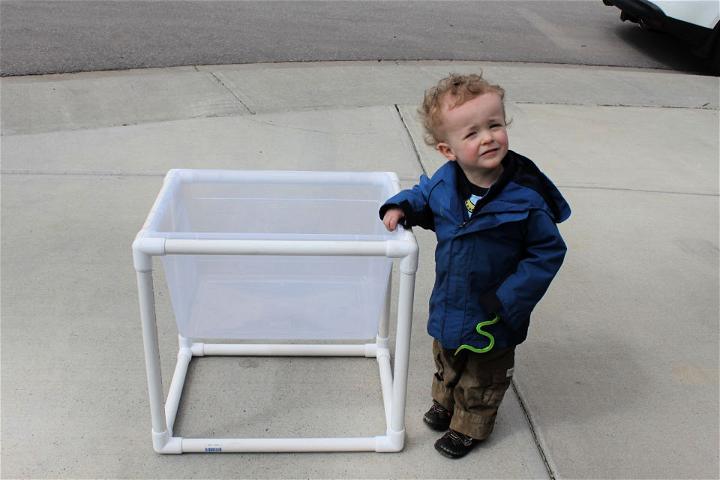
[465,194,482,216]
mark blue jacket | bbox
[380,150,570,351]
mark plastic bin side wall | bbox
[163,254,392,340]
[159,192,198,332]
[158,174,398,341]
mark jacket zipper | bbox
[458,213,478,229]
[459,191,488,229]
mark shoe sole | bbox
[434,440,477,459]
[434,442,471,459]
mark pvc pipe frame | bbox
[133,234,418,454]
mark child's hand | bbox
[382,208,405,231]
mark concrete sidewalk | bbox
[1,61,718,479]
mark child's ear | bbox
[436,142,456,161]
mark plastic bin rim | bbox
[166,169,401,185]
[136,168,405,242]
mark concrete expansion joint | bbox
[560,184,719,198]
[244,117,351,135]
[207,70,256,115]
[511,380,556,479]
[394,104,427,176]
[515,100,718,111]
[596,102,718,110]
[0,169,168,177]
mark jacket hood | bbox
[507,151,571,223]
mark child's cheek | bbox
[498,130,509,147]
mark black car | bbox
[604,0,720,71]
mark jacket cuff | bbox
[379,201,412,227]
[379,203,400,220]
[479,291,502,317]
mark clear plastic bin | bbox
[133,169,418,454]
[142,170,400,340]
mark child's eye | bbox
[490,123,503,129]
[464,132,476,139]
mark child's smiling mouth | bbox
[479,148,499,158]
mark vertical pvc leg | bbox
[165,348,192,434]
[135,258,170,452]
[389,252,418,440]
[377,271,392,347]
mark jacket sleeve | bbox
[481,209,567,330]
[379,174,435,231]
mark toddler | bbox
[380,73,570,458]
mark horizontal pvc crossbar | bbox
[133,236,418,273]
[180,436,380,453]
[163,238,412,258]
[191,342,380,357]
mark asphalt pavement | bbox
[1,61,718,479]
[1,1,713,76]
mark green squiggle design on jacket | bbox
[455,315,500,355]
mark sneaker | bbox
[434,429,478,458]
[423,401,452,431]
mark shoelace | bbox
[430,403,450,415]
[448,430,474,446]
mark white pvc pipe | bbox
[198,343,373,357]
[377,351,393,429]
[164,239,393,257]
[390,268,417,433]
[135,268,168,437]
[181,436,378,453]
[378,271,392,340]
[165,348,192,433]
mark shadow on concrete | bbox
[613,23,716,75]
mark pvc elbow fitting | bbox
[375,429,405,452]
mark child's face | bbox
[436,93,509,185]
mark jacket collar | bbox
[445,154,518,219]
[430,151,570,223]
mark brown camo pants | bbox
[431,339,515,440]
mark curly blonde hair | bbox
[419,73,506,147]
